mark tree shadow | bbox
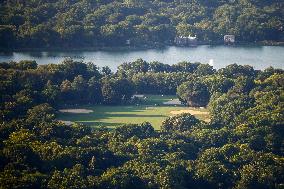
[102,114,166,118]
[58,105,170,128]
[70,112,167,128]
[80,121,123,127]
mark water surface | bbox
[0,45,283,70]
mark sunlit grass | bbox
[57,95,210,130]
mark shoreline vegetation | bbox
[1,40,284,52]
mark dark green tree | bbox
[177,80,210,107]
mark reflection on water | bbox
[0,52,13,56]
[0,45,283,70]
[209,59,214,66]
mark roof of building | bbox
[177,35,197,40]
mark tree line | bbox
[0,59,283,188]
[0,0,283,48]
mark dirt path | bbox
[170,109,209,115]
[133,94,145,98]
[59,109,94,114]
[58,120,74,125]
[163,99,181,105]
[170,109,210,122]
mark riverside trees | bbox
[1,0,283,49]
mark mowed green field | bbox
[57,95,210,130]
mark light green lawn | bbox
[57,95,210,130]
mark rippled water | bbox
[0,45,283,70]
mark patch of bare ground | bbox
[163,98,182,105]
[170,109,209,115]
[59,109,94,114]
[170,109,210,122]
[58,120,73,126]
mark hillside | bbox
[0,0,283,48]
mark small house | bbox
[224,35,235,44]
[174,35,197,46]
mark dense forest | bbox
[0,0,284,48]
[0,59,283,188]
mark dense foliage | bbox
[0,59,283,188]
[0,0,283,48]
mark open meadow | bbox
[57,95,210,130]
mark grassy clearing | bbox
[57,95,210,130]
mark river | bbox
[0,45,283,70]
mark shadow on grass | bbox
[60,111,167,128]
[59,112,166,120]
[80,121,123,127]
[100,114,166,118]
[58,99,184,128]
